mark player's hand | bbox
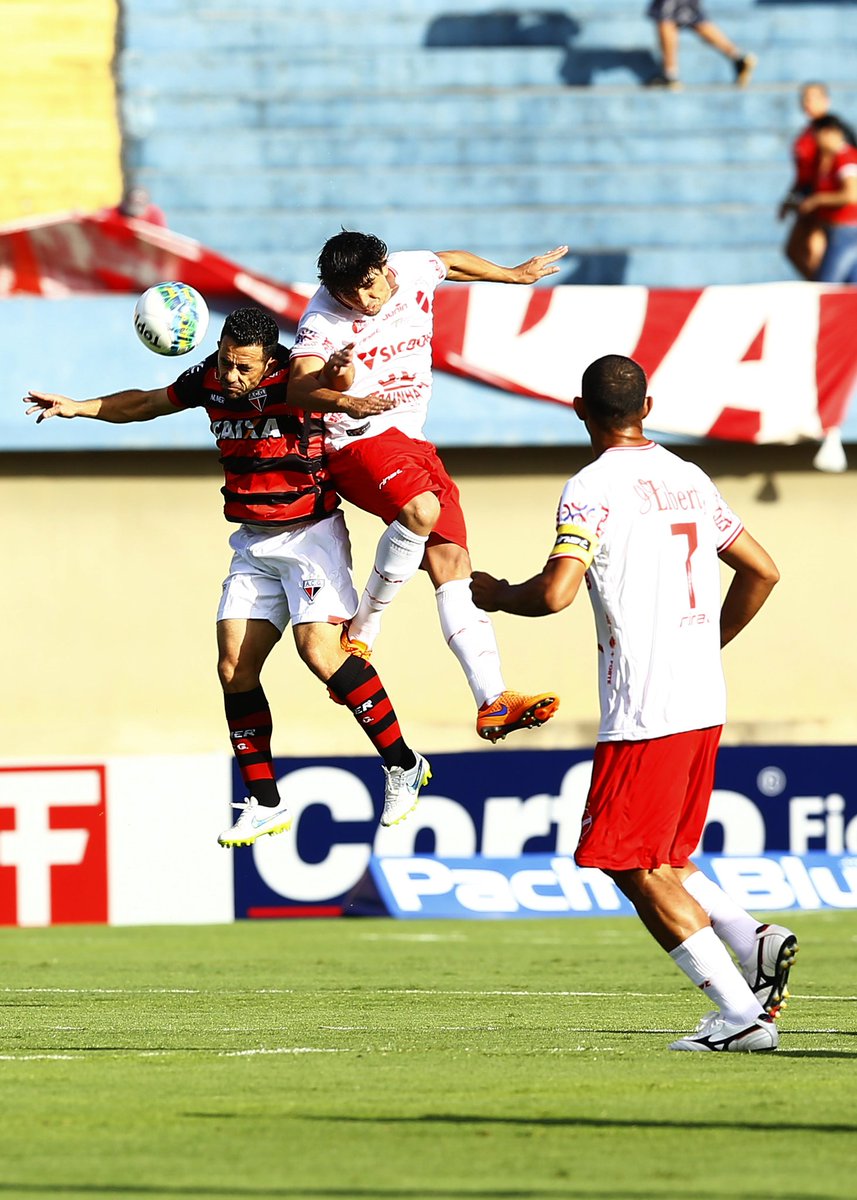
[23,390,78,422]
[323,343,356,387]
[470,570,506,612]
[340,391,395,419]
[510,245,569,284]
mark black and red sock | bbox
[224,685,281,807]
[326,657,416,771]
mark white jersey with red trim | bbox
[291,250,448,451]
[549,441,743,741]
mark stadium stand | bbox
[117,0,857,287]
[0,0,122,221]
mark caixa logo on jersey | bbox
[229,746,857,916]
[0,766,108,926]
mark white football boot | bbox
[740,924,799,1017]
[670,1010,779,1053]
[218,797,292,847]
[381,753,431,827]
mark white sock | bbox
[669,926,763,1025]
[349,520,428,648]
[682,870,760,965]
[435,578,505,708]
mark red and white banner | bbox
[2,211,855,442]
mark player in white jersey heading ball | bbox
[471,354,798,1053]
[289,231,568,743]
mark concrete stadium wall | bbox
[0,0,122,221]
[4,442,855,761]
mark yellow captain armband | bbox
[549,522,598,568]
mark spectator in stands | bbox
[779,84,857,280]
[109,185,167,227]
[645,1,756,90]
[798,115,857,284]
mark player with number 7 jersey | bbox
[470,354,792,1054]
[553,440,743,742]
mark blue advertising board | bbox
[360,852,857,919]
[229,744,857,918]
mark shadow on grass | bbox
[299,1112,857,1135]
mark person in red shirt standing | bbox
[779,84,857,279]
[799,115,857,283]
[23,307,431,842]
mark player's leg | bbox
[279,509,429,827]
[217,615,284,808]
[577,735,776,1051]
[610,864,769,1023]
[215,528,294,847]
[667,727,798,1016]
[678,866,798,1016]
[327,434,439,652]
[347,491,439,652]
[293,621,430,826]
[425,538,560,742]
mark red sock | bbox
[224,686,281,806]
[327,657,415,770]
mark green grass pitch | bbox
[1,910,855,1200]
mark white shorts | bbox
[217,510,358,631]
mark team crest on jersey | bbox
[352,317,367,334]
[415,290,430,314]
[301,577,324,601]
[247,389,267,413]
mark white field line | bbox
[0,1047,349,1063]
[3,986,856,1001]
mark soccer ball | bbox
[133,281,209,356]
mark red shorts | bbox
[327,428,468,549]
[574,726,722,871]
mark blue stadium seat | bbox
[119,0,857,287]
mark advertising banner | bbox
[360,852,857,920]
[230,744,857,917]
[1,746,854,926]
[3,212,856,451]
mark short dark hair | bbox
[581,355,647,426]
[221,307,280,357]
[812,113,846,134]
[317,230,388,294]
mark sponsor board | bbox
[0,758,232,928]
[231,746,857,915]
[363,853,857,920]
[2,747,855,925]
[0,765,108,926]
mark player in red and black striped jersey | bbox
[24,307,431,840]
[168,339,338,527]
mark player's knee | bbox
[293,624,341,681]
[218,655,259,693]
[399,491,440,537]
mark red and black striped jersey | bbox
[167,346,339,526]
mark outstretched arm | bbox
[437,245,569,284]
[718,529,780,647]
[471,555,587,618]
[24,387,175,424]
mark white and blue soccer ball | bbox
[133,281,209,355]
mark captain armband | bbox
[549,522,598,568]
